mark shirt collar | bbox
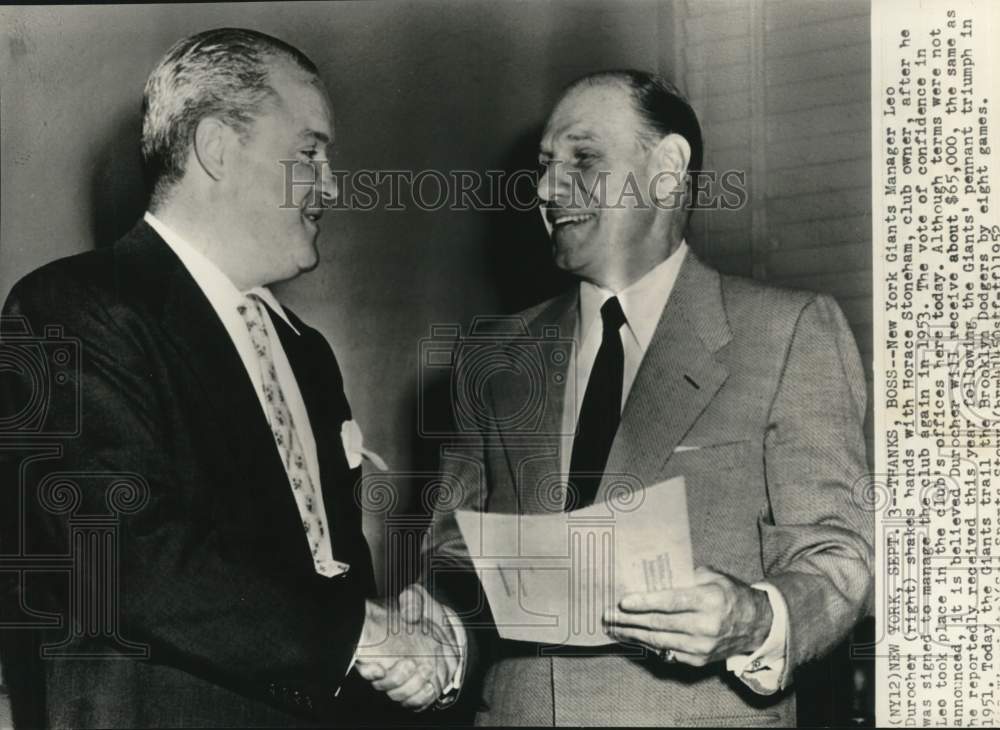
[246,286,299,334]
[578,240,689,354]
[144,211,299,335]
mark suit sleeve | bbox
[760,293,874,688]
[419,370,505,705]
[421,444,496,705]
[1,274,366,708]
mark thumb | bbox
[693,565,723,584]
[398,583,426,624]
[355,660,387,681]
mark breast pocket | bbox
[665,439,765,573]
[666,439,752,476]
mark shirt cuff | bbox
[724,582,788,695]
[434,602,468,708]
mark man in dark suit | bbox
[0,28,456,728]
[375,70,874,725]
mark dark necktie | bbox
[566,296,626,510]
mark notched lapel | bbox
[149,241,293,514]
[598,254,732,498]
[267,314,357,543]
[490,292,576,514]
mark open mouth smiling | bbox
[550,212,596,230]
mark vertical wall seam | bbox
[749,0,769,280]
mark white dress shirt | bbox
[144,212,341,575]
[560,241,789,694]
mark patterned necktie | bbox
[567,296,627,510]
[237,294,343,577]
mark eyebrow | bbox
[539,128,601,156]
[298,129,332,145]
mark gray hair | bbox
[141,27,318,207]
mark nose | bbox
[318,162,338,205]
[537,166,552,204]
[537,162,559,205]
[538,158,574,207]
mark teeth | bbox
[553,214,595,226]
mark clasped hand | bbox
[355,584,460,711]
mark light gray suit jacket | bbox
[424,252,874,726]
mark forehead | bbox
[540,83,641,150]
[264,61,334,136]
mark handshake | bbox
[355,583,463,712]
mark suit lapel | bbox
[112,222,372,588]
[491,254,733,511]
[117,224,296,515]
[596,253,732,499]
[491,292,576,515]
[271,316,374,591]
[265,313,354,537]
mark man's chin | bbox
[298,250,320,273]
[270,247,319,284]
[551,245,577,274]
[552,237,594,275]
[296,236,321,270]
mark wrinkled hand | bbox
[398,582,461,683]
[355,586,460,711]
[603,566,773,667]
[355,598,441,710]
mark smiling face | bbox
[223,61,337,285]
[537,82,674,290]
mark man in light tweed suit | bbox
[371,70,874,726]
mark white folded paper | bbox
[455,476,693,646]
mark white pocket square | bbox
[341,419,390,471]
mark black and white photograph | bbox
[0,0,993,727]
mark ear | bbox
[192,117,234,182]
[648,133,691,202]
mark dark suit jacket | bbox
[0,221,376,727]
[425,252,874,726]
